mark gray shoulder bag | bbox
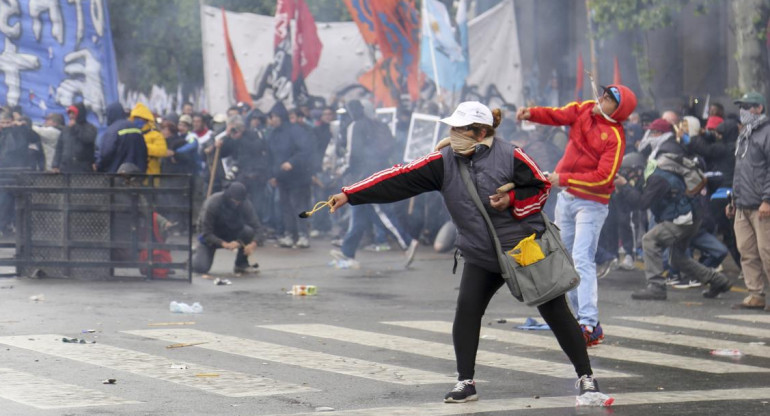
[457,160,580,307]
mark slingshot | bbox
[299,196,335,218]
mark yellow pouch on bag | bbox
[507,234,545,266]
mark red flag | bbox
[274,0,296,48]
[613,56,622,85]
[222,8,253,106]
[574,53,584,101]
[292,0,323,81]
[343,0,378,44]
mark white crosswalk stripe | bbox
[386,320,770,374]
[621,316,770,339]
[123,328,454,385]
[717,314,770,325]
[260,323,633,379]
[0,334,316,398]
[604,324,770,359]
[0,368,140,409]
[260,387,770,416]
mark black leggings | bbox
[453,262,592,380]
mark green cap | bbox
[734,91,767,109]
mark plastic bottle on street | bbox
[169,301,203,313]
[710,349,742,357]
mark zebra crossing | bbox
[0,314,768,414]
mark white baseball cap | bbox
[440,101,493,127]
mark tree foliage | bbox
[588,0,708,37]
[107,0,351,94]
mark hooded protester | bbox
[328,99,418,269]
[52,102,97,173]
[192,182,261,274]
[267,101,314,249]
[517,83,637,347]
[95,102,148,173]
[130,103,167,177]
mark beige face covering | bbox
[449,128,494,155]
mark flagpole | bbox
[423,1,442,104]
[585,0,599,83]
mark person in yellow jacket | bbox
[129,103,167,179]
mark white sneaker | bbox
[277,235,294,248]
[673,279,702,289]
[295,235,310,249]
[330,250,360,269]
[404,240,418,269]
[618,254,635,271]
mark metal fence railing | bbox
[0,171,193,282]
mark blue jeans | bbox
[555,192,609,328]
[341,204,413,258]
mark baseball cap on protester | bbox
[440,101,493,127]
[224,182,247,202]
[648,118,673,133]
[734,91,767,110]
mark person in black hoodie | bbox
[266,102,314,249]
[52,102,97,173]
[96,102,148,173]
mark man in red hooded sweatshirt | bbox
[517,84,637,347]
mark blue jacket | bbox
[96,112,148,174]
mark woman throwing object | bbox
[328,101,612,407]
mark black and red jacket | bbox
[342,139,550,273]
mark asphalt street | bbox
[0,236,769,416]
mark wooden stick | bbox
[206,145,221,198]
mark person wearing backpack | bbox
[614,136,733,300]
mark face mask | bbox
[133,119,147,130]
[449,129,479,156]
[740,108,760,126]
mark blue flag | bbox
[0,0,119,127]
[419,0,469,92]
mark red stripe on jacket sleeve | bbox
[509,148,551,219]
[342,151,443,195]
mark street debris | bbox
[148,321,196,326]
[214,278,232,286]
[195,373,220,377]
[169,364,189,369]
[169,301,203,314]
[62,337,95,344]
[287,285,317,296]
[166,342,208,349]
[81,329,96,333]
[515,317,551,331]
[748,342,766,346]
[710,349,742,357]
[480,335,497,340]
[29,294,45,302]
[0,285,13,289]
[315,407,335,412]
[496,318,507,324]
[102,379,116,384]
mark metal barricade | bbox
[0,172,193,282]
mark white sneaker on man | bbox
[618,254,635,271]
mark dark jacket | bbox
[733,119,770,209]
[53,102,97,172]
[96,117,148,174]
[267,102,313,186]
[342,139,550,273]
[0,125,32,169]
[198,191,260,247]
[312,122,332,174]
[687,129,736,190]
[220,130,270,185]
[163,133,198,175]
